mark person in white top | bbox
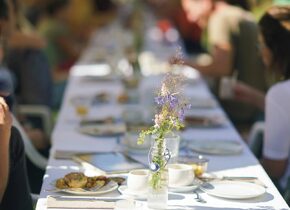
[264,81,290,189]
[232,6,290,191]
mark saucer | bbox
[169,179,200,193]
[118,186,148,200]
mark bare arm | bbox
[184,43,233,77]
[7,31,46,49]
[233,81,265,111]
[261,158,287,179]
[0,97,12,202]
[5,0,46,50]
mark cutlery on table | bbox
[198,176,267,188]
[199,176,258,181]
[193,189,206,203]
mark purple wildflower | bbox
[178,108,185,121]
[168,94,178,109]
[155,96,165,106]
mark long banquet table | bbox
[36,9,289,210]
[35,72,289,209]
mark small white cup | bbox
[168,164,194,187]
[219,76,237,99]
[127,169,149,192]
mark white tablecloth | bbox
[36,8,289,210]
[36,71,289,209]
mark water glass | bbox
[165,133,180,164]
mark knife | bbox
[49,195,123,202]
[222,176,258,180]
[199,176,258,181]
[199,176,267,188]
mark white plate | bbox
[120,136,150,155]
[169,180,200,193]
[78,124,126,137]
[201,181,266,199]
[188,139,243,155]
[118,186,148,200]
[56,181,118,195]
[189,98,217,109]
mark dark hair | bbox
[45,0,69,16]
[93,0,116,12]
[226,0,251,11]
[0,0,9,20]
[259,6,290,79]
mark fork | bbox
[193,189,206,203]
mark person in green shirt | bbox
[179,0,266,125]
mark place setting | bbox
[78,122,127,137]
[183,114,228,129]
[75,114,127,138]
[45,172,128,209]
[117,164,202,200]
[183,139,244,156]
[176,153,268,201]
[47,172,121,195]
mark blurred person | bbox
[172,6,205,54]
[0,2,33,210]
[0,80,33,210]
[233,6,290,191]
[259,6,290,192]
[38,0,81,108]
[1,0,51,194]
[0,82,33,210]
[3,0,51,143]
[38,0,79,73]
[4,0,53,107]
[179,0,266,124]
[148,0,205,54]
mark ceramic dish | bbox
[78,123,126,137]
[200,181,266,199]
[187,139,243,155]
[52,181,118,196]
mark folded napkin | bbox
[54,150,80,159]
[47,196,116,209]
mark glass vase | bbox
[147,137,169,209]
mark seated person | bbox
[38,0,81,108]
[179,0,266,124]
[233,6,290,191]
[0,30,33,210]
[4,0,53,107]
[1,0,48,195]
[0,96,33,210]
